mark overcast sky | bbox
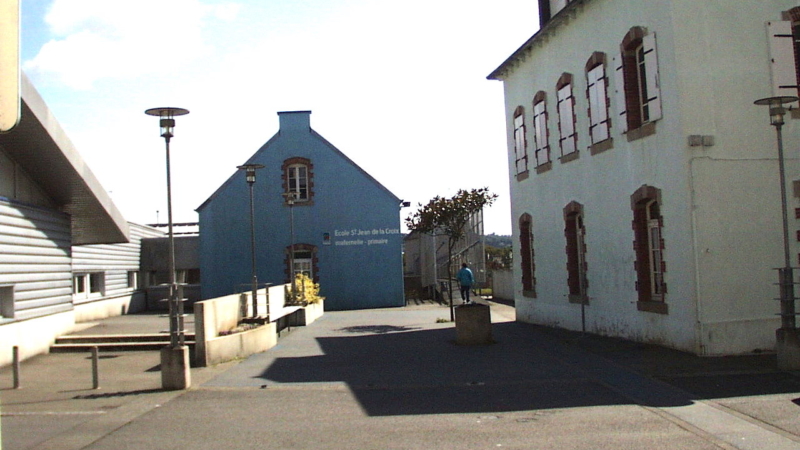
[21,0,539,235]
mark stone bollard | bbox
[454,303,493,345]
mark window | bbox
[282,157,314,203]
[0,286,14,319]
[564,202,587,303]
[73,273,104,300]
[127,271,139,289]
[614,27,661,138]
[586,53,611,148]
[513,106,528,177]
[556,74,577,158]
[286,244,318,283]
[768,11,800,102]
[631,185,667,314]
[532,91,551,168]
[519,214,536,297]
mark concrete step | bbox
[51,334,196,353]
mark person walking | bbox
[456,262,475,304]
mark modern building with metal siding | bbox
[0,73,131,366]
[0,199,72,321]
[71,223,165,322]
[198,111,405,311]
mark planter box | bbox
[291,300,325,326]
[199,322,277,367]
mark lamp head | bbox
[237,164,265,185]
[754,96,798,127]
[145,107,190,140]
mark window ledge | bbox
[516,171,530,182]
[535,162,553,174]
[626,121,656,142]
[522,290,537,298]
[589,138,614,155]
[637,300,668,314]
[285,200,314,207]
[559,151,580,164]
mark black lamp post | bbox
[237,163,265,319]
[754,95,800,369]
[145,106,191,389]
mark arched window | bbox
[585,52,611,150]
[513,106,529,178]
[631,185,667,314]
[564,201,587,303]
[614,27,661,139]
[282,157,314,203]
[556,73,577,158]
[519,214,536,297]
[532,91,551,168]
[285,243,319,283]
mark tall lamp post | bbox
[754,95,800,370]
[145,106,191,390]
[282,191,298,300]
[237,163,265,319]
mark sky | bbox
[20,0,540,235]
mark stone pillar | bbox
[776,328,800,370]
[455,303,493,345]
[161,346,191,390]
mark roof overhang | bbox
[0,73,129,245]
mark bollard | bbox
[91,346,100,389]
[12,345,20,389]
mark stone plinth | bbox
[161,346,191,390]
[777,328,800,370]
[455,303,493,345]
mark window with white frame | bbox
[287,164,308,201]
[556,74,577,157]
[127,271,139,289]
[586,58,610,144]
[73,272,104,299]
[631,185,667,314]
[0,285,14,319]
[614,27,661,135]
[532,92,550,166]
[513,106,528,176]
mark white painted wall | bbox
[496,0,800,354]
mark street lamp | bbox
[145,106,191,390]
[282,191,299,301]
[754,95,800,370]
[237,163,265,319]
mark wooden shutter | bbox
[642,32,661,122]
[613,52,628,133]
[767,21,799,99]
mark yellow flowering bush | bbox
[285,273,325,305]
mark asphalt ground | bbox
[2,300,800,449]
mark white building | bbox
[489,0,800,355]
[0,74,160,366]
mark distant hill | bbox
[485,233,511,248]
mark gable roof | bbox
[196,111,401,212]
[0,73,129,244]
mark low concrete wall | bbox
[73,291,148,323]
[201,322,277,367]
[0,311,75,367]
[491,269,514,302]
[194,285,325,367]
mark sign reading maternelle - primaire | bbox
[333,227,401,247]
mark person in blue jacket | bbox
[456,262,475,304]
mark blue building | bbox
[197,111,405,310]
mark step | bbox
[55,333,196,345]
[50,341,196,353]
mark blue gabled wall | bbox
[197,111,404,310]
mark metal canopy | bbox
[0,73,129,245]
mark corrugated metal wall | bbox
[0,199,72,320]
[72,223,164,305]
